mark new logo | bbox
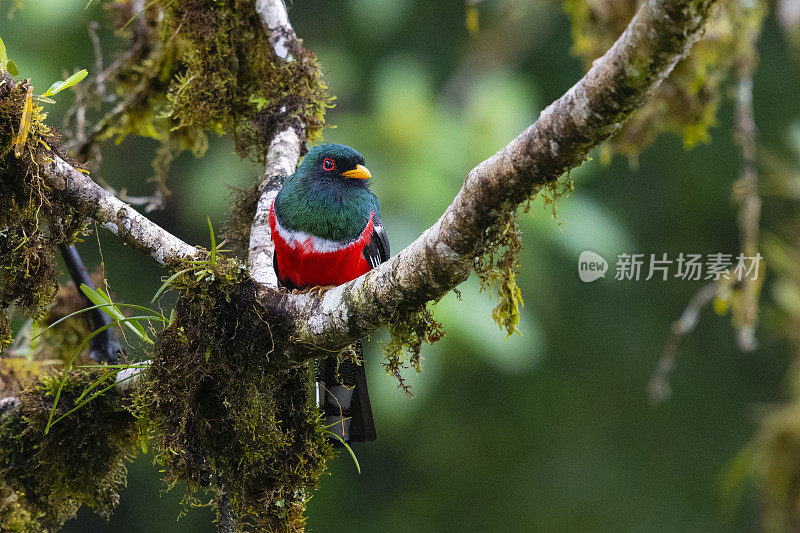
[578,251,608,282]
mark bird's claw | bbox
[290,285,334,296]
[311,285,336,296]
[309,285,335,297]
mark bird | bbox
[269,143,389,443]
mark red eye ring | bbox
[323,158,335,171]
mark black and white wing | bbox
[363,219,390,269]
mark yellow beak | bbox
[342,164,372,180]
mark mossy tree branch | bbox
[248,0,308,289]
[36,0,721,361]
[42,153,198,265]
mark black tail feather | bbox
[316,340,376,443]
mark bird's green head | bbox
[276,143,379,240]
[296,143,372,185]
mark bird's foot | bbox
[309,285,335,297]
[291,285,335,296]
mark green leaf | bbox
[0,37,7,68]
[80,284,152,342]
[208,217,216,265]
[6,60,17,77]
[31,302,165,343]
[42,69,88,97]
[326,431,361,474]
[151,267,195,303]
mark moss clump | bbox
[476,211,525,339]
[0,368,139,532]
[560,0,764,160]
[162,0,330,162]
[0,313,10,350]
[0,78,90,353]
[104,0,330,171]
[382,304,445,397]
[137,257,332,531]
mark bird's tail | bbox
[315,340,376,443]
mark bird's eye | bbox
[323,158,335,171]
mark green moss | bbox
[476,212,525,339]
[0,313,10,350]
[136,256,332,530]
[225,183,261,259]
[164,0,330,160]
[0,78,90,354]
[0,368,139,532]
[104,0,330,175]
[382,303,445,397]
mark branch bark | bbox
[248,123,304,289]
[248,0,307,289]
[254,0,300,61]
[43,154,198,265]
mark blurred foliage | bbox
[560,0,767,162]
[749,127,800,531]
[0,0,798,531]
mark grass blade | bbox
[49,368,144,429]
[81,284,151,342]
[45,322,118,434]
[31,303,165,342]
[151,268,194,303]
[208,217,216,265]
[325,431,361,474]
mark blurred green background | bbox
[3,0,800,531]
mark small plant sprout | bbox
[38,69,88,104]
[151,217,228,303]
[39,285,167,434]
[10,64,88,157]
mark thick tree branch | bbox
[248,0,308,288]
[269,0,722,358]
[43,155,198,265]
[248,123,304,288]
